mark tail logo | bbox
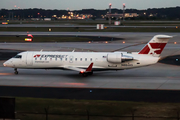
[139,43,167,55]
[138,35,172,56]
[148,44,161,55]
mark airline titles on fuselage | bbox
[34,54,69,63]
[34,54,68,58]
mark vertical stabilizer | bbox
[138,35,173,57]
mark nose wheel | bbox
[14,68,18,75]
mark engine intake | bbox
[107,53,133,63]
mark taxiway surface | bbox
[0,62,180,90]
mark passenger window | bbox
[35,58,37,60]
[65,58,67,61]
[45,58,47,60]
[40,58,42,60]
[90,58,92,61]
[55,58,57,61]
[75,58,77,61]
[80,58,82,61]
[85,58,87,61]
[13,55,22,59]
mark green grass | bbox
[14,97,180,120]
[16,98,137,115]
[16,98,139,120]
[3,20,180,25]
[0,27,180,32]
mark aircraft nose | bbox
[3,61,7,66]
[3,60,13,67]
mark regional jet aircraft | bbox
[3,35,172,76]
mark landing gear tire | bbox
[82,73,88,77]
[14,71,18,75]
[14,68,18,75]
[79,71,93,77]
[89,71,93,76]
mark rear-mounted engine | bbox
[107,53,133,63]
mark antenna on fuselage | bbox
[40,49,43,52]
[72,49,75,52]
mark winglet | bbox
[86,63,93,72]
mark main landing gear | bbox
[80,71,93,77]
[14,68,18,75]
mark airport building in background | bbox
[105,13,139,19]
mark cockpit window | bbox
[13,55,22,59]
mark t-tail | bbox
[138,35,173,57]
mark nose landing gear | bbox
[14,68,18,75]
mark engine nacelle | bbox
[107,53,133,63]
[107,53,122,63]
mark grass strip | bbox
[0,27,180,32]
[15,97,180,120]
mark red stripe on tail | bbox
[138,45,150,54]
[150,43,167,54]
[139,43,167,54]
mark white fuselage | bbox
[3,34,172,75]
[4,51,159,71]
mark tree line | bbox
[0,6,180,20]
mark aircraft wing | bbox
[63,63,93,73]
[63,66,86,72]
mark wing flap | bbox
[63,63,94,73]
[63,66,85,72]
